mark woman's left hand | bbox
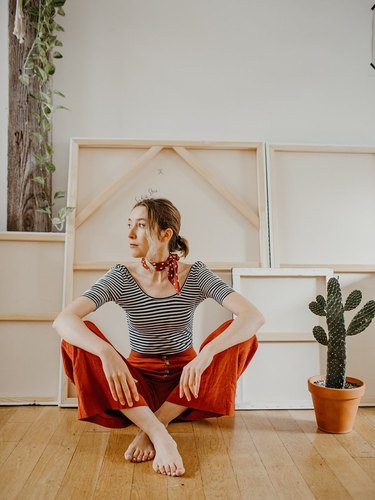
[179,348,213,401]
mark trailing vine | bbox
[18,0,74,231]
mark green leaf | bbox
[36,66,48,83]
[34,153,46,164]
[31,111,42,121]
[25,59,34,70]
[57,7,65,16]
[36,207,52,215]
[19,74,30,86]
[29,93,42,102]
[53,191,66,199]
[45,162,56,173]
[41,120,51,133]
[53,90,66,98]
[51,217,64,231]
[32,132,44,142]
[53,51,63,59]
[54,23,65,32]
[58,206,75,218]
[33,176,45,187]
[40,90,52,102]
[45,62,56,75]
[55,105,70,111]
[45,143,54,155]
[54,40,63,47]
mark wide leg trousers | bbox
[61,320,258,429]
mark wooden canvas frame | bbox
[232,268,333,409]
[267,144,375,270]
[59,139,268,406]
[0,232,64,404]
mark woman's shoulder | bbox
[109,262,128,272]
[106,263,132,280]
[179,260,205,273]
[180,261,210,283]
[185,260,208,271]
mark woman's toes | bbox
[153,463,163,474]
[176,465,185,476]
[124,445,135,461]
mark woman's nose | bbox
[128,227,136,238]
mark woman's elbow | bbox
[52,313,63,332]
[248,308,265,331]
[52,311,70,333]
[257,312,266,329]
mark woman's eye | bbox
[139,223,146,228]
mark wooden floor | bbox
[1,407,375,499]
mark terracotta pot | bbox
[308,375,365,433]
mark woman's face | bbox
[127,205,151,258]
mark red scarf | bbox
[141,253,181,295]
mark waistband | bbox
[129,346,196,360]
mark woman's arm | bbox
[53,297,113,357]
[200,291,265,357]
[53,297,139,406]
[179,292,264,401]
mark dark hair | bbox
[132,198,189,257]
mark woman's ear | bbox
[160,228,173,243]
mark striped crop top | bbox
[82,261,235,355]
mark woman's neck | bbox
[145,252,171,266]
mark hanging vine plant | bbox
[16,0,74,231]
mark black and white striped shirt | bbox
[82,261,234,355]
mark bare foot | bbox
[152,433,185,477]
[124,430,155,462]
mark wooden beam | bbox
[269,144,375,154]
[74,146,163,228]
[73,261,261,272]
[281,264,375,273]
[173,146,260,228]
[71,138,263,150]
[0,232,65,242]
[0,314,57,322]
[257,332,315,342]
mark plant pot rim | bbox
[308,375,365,398]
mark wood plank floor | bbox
[1,407,375,499]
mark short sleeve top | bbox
[82,261,235,355]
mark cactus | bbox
[309,277,375,389]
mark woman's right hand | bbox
[100,347,139,406]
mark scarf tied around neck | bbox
[141,253,181,295]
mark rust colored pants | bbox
[61,320,258,429]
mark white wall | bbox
[1,0,375,229]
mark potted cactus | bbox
[308,276,375,433]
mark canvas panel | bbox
[268,147,375,266]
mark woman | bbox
[53,198,264,477]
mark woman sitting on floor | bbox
[53,197,264,477]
